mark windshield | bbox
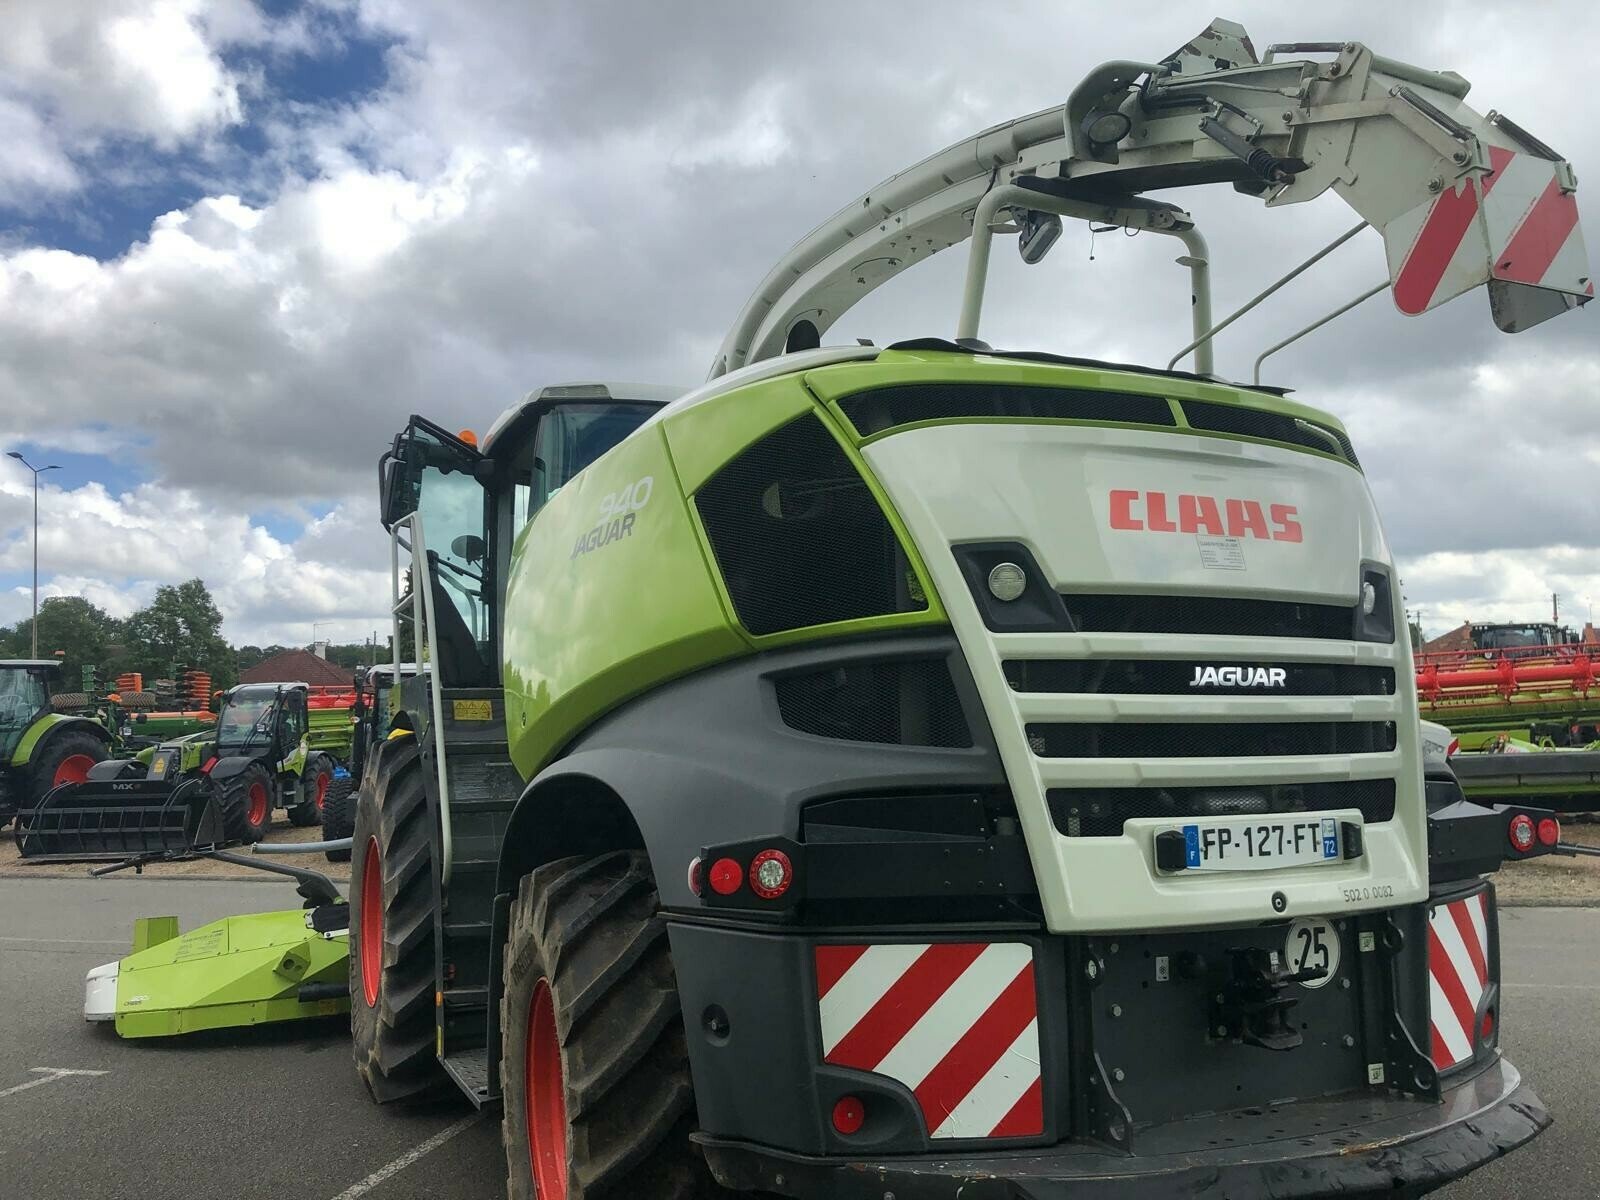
[519,402,657,525]
[0,668,49,760]
[215,692,276,751]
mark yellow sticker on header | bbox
[452,699,492,721]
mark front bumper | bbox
[700,1057,1548,1200]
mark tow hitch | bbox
[1212,947,1328,1050]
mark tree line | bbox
[0,578,381,696]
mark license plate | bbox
[1178,816,1342,871]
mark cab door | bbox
[380,418,495,688]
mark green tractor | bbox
[0,659,111,829]
[17,681,349,859]
[319,663,420,861]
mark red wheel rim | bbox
[526,978,568,1199]
[314,773,330,811]
[360,836,383,1009]
[247,781,270,827]
[53,754,96,786]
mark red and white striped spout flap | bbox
[1384,147,1590,332]
[1427,892,1491,1072]
[815,942,1043,1140]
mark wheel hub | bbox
[527,978,569,1199]
[360,836,384,1009]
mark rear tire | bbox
[500,851,721,1200]
[29,730,108,801]
[289,753,333,827]
[349,738,444,1102]
[322,775,356,862]
[216,763,275,844]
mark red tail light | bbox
[1508,813,1536,853]
[687,857,704,897]
[708,857,744,896]
[1446,738,1459,758]
[1480,1007,1496,1045]
[201,756,218,774]
[1537,817,1561,847]
[748,848,793,900]
[831,1095,865,1135]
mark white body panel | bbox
[84,961,118,1022]
[863,422,1427,933]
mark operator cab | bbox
[379,384,679,689]
[0,660,59,761]
[212,684,307,761]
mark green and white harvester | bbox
[73,19,1597,1199]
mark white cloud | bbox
[0,0,245,149]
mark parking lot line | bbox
[326,1113,485,1199]
[0,1067,109,1099]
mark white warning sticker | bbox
[1197,536,1246,570]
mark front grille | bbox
[1043,780,1395,838]
[1003,660,1395,696]
[774,658,971,748]
[1181,399,1361,468]
[1048,779,1397,837]
[1026,722,1396,758]
[694,414,926,636]
[836,383,1176,436]
[1062,594,1355,639]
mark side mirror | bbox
[451,534,487,563]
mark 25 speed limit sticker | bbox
[1284,917,1340,988]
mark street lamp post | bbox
[6,452,60,659]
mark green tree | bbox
[3,597,124,691]
[122,579,238,691]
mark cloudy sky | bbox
[0,0,1596,646]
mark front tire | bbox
[500,851,719,1200]
[288,754,333,827]
[349,738,443,1102]
[215,763,276,844]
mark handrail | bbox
[390,509,455,890]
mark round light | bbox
[1083,109,1133,147]
[1537,817,1561,847]
[749,848,793,900]
[687,856,704,897]
[709,857,744,896]
[1360,581,1378,615]
[1479,1007,1496,1045]
[831,1095,866,1135]
[988,562,1027,603]
[1508,813,1536,853]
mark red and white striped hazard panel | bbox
[1385,146,1591,316]
[1427,892,1491,1072]
[814,941,1042,1140]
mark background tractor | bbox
[319,663,420,861]
[17,681,354,859]
[0,659,110,828]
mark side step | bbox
[441,1048,496,1109]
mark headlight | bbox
[1352,564,1394,643]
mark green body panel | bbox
[306,706,354,759]
[111,909,349,1038]
[132,713,215,741]
[503,424,749,779]
[12,713,104,765]
[501,372,951,781]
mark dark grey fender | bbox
[498,633,1005,907]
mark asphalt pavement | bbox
[0,877,1595,1199]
